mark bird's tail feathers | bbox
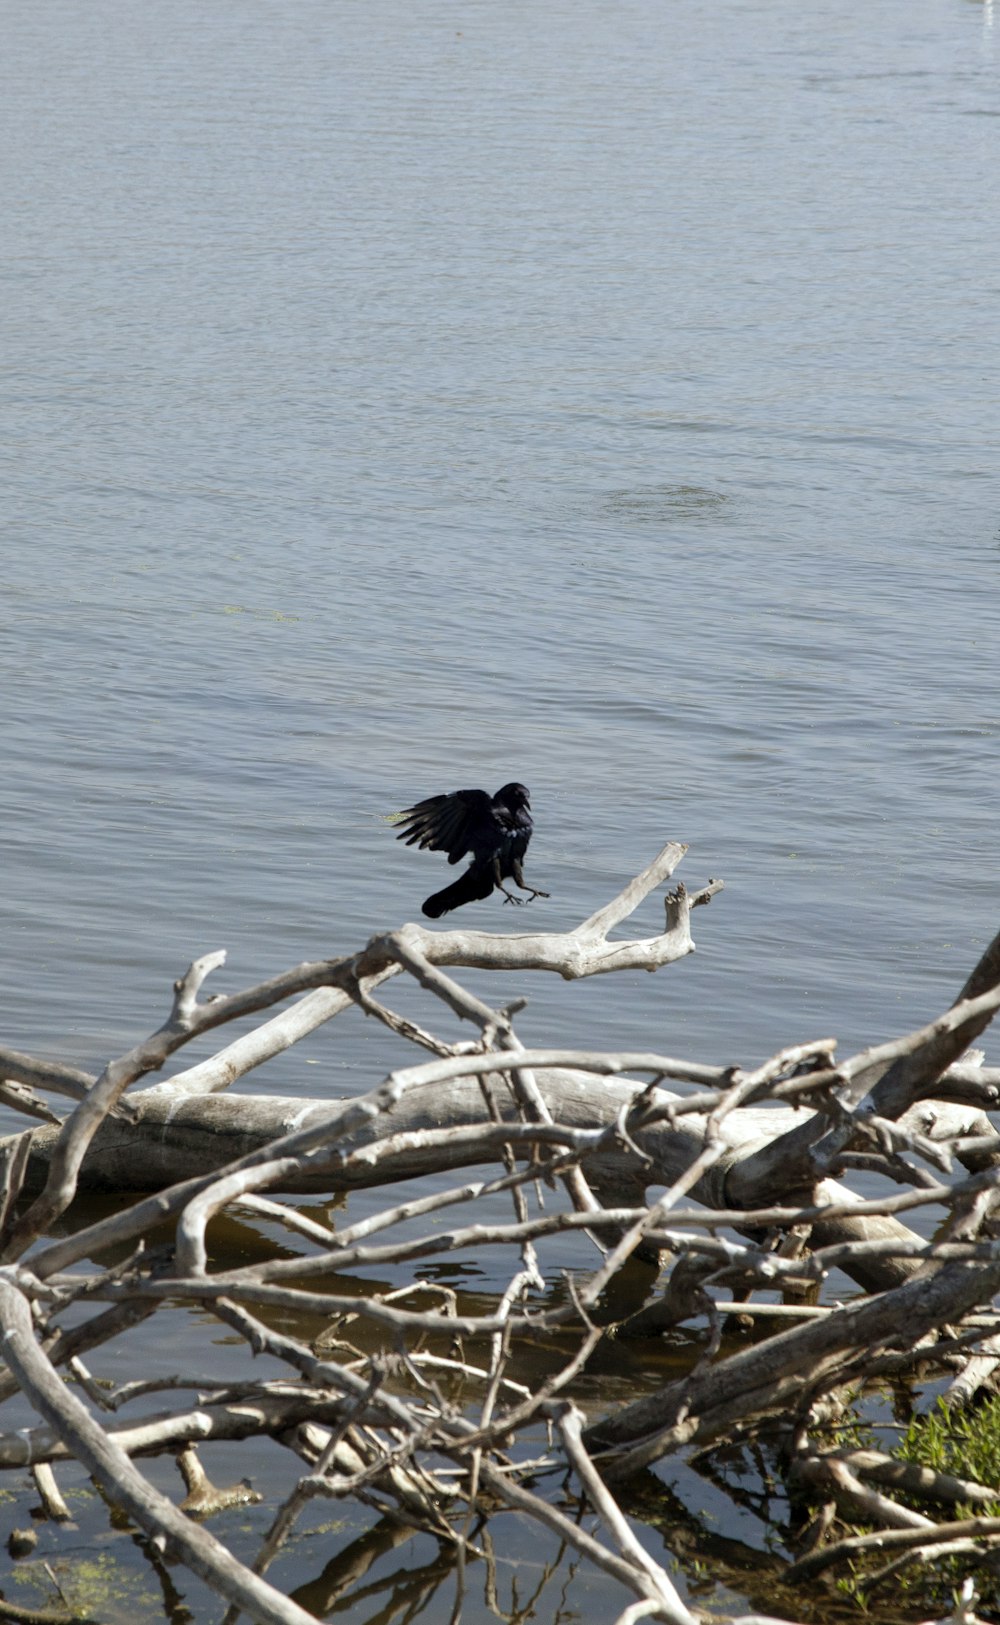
[422,866,494,919]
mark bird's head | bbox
[496,782,530,809]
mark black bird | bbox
[393,782,549,919]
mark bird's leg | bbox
[493,858,525,905]
[512,859,550,902]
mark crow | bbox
[393,782,549,919]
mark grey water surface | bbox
[1,0,998,1616]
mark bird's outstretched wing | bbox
[393,788,497,866]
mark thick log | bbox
[14,1071,823,1195]
[585,1255,1000,1476]
[12,1069,941,1296]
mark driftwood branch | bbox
[1,845,999,1623]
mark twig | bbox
[556,1404,696,1623]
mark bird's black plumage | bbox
[393,782,549,918]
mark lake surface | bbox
[1,0,998,1617]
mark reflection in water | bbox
[292,1521,584,1625]
[620,1471,805,1624]
[292,1523,449,1621]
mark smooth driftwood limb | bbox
[17,1067,944,1299]
[149,841,699,1095]
[0,1274,327,1625]
[731,930,1000,1200]
[1,951,229,1260]
[0,1047,95,1104]
[555,1402,698,1623]
[16,1061,750,1195]
[0,843,702,1259]
[0,1388,370,1470]
[867,925,1000,1117]
[584,1255,1000,1476]
[144,979,398,1100]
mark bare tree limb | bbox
[0,1273,326,1625]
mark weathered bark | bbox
[0,1278,321,1625]
[584,1257,1000,1476]
[14,1068,953,1299]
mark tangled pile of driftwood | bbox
[2,840,1000,1625]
